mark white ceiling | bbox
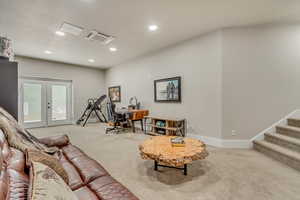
[1,0,300,68]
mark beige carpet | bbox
[30,124,300,200]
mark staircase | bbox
[253,118,300,171]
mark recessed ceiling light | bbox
[44,50,53,54]
[109,47,117,52]
[88,59,95,63]
[148,25,158,31]
[55,31,65,36]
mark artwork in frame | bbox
[154,76,181,103]
[108,86,121,102]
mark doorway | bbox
[20,78,72,128]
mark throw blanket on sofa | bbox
[0,107,58,154]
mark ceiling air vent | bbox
[85,30,115,45]
[60,22,83,36]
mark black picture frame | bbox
[154,76,181,103]
[108,86,121,102]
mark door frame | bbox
[19,77,73,128]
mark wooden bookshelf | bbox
[144,116,186,137]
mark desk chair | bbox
[105,99,127,134]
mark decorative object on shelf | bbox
[139,136,208,175]
[128,96,141,110]
[0,36,14,61]
[108,86,121,102]
[154,76,181,102]
[156,120,165,127]
[144,116,186,137]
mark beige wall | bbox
[222,24,300,139]
[105,31,223,138]
[16,23,300,141]
[106,23,300,141]
[16,56,106,122]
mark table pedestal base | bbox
[154,161,187,176]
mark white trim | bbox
[188,134,250,148]
[189,135,223,147]
[188,109,300,149]
[222,140,251,149]
[250,109,300,142]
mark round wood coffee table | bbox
[139,136,208,175]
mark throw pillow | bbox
[0,107,58,154]
[25,149,69,184]
[28,161,78,200]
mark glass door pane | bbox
[22,80,46,128]
[47,82,72,126]
[23,83,42,123]
[51,85,67,121]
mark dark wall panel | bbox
[0,59,18,120]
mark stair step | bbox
[276,125,300,139]
[287,118,300,128]
[253,140,300,171]
[265,133,300,153]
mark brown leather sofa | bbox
[0,130,139,200]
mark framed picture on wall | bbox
[108,86,121,102]
[154,76,181,103]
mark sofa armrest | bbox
[38,135,70,148]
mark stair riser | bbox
[276,127,300,139]
[287,119,300,128]
[254,142,300,171]
[265,134,300,153]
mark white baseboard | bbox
[222,139,251,149]
[188,134,251,149]
[191,135,223,147]
[188,109,300,149]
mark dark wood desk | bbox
[129,109,149,132]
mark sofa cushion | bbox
[6,168,29,199]
[59,153,84,190]
[28,161,78,200]
[74,186,99,200]
[0,167,29,200]
[38,135,70,148]
[62,144,108,183]
[7,148,25,172]
[89,176,139,200]
[0,130,29,200]
[62,144,85,159]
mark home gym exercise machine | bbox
[76,95,107,127]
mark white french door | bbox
[20,79,72,128]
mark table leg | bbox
[154,161,158,171]
[132,120,135,133]
[140,119,144,131]
[184,164,187,176]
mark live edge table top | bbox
[139,136,209,168]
